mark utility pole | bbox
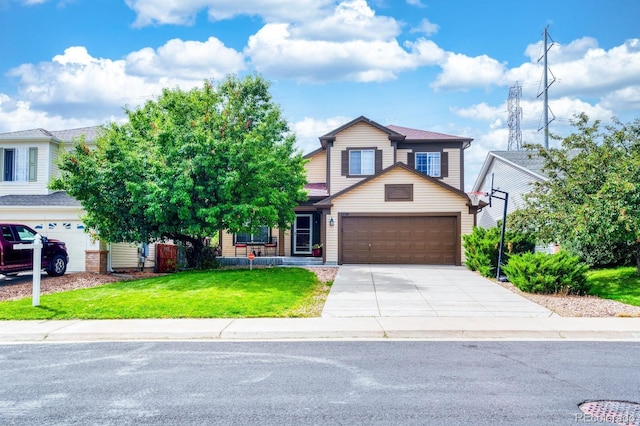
[507,81,522,151]
[537,26,556,149]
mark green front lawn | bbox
[587,266,640,306]
[0,268,329,320]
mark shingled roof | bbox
[0,126,102,143]
[0,191,81,207]
[386,125,472,142]
[489,151,547,178]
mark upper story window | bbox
[1,147,37,182]
[415,152,441,177]
[349,149,375,175]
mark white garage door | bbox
[23,221,87,272]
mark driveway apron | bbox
[321,265,554,318]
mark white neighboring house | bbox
[0,127,155,272]
[472,150,560,254]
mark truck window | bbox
[15,226,36,242]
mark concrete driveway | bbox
[322,265,554,318]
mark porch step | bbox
[281,257,325,266]
[217,257,325,267]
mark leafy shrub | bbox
[502,251,589,294]
[463,225,535,277]
[562,238,636,268]
[178,243,220,270]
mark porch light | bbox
[329,217,335,227]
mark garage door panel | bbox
[342,216,457,265]
[20,221,86,272]
[381,241,398,252]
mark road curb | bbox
[2,317,640,342]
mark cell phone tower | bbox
[507,81,522,151]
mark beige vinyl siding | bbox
[324,167,474,264]
[396,149,411,165]
[219,230,235,257]
[304,150,326,183]
[49,142,62,183]
[111,242,156,270]
[329,122,394,194]
[144,244,156,270]
[0,140,50,195]
[282,229,291,256]
[442,147,460,189]
[110,243,139,269]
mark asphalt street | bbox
[1,341,639,425]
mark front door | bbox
[293,214,313,255]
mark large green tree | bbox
[52,75,308,265]
[510,113,640,272]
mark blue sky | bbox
[1,0,639,189]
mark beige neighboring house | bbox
[0,127,155,273]
[219,116,479,265]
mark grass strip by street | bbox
[587,266,640,307]
[0,267,331,320]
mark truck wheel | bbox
[47,255,67,277]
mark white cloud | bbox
[432,53,507,90]
[452,102,505,122]
[550,38,640,100]
[512,38,640,104]
[125,0,334,27]
[6,40,245,122]
[294,0,400,42]
[246,23,422,83]
[602,85,640,111]
[8,47,179,118]
[126,37,245,79]
[544,96,614,124]
[410,18,439,36]
[405,38,446,65]
[0,93,100,133]
[128,0,433,83]
[293,116,350,154]
[242,1,435,83]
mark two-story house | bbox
[219,116,479,265]
[0,127,155,273]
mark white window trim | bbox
[349,149,375,176]
[1,146,37,182]
[415,151,441,177]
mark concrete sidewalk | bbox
[322,265,554,318]
[2,317,640,342]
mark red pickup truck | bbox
[0,223,69,277]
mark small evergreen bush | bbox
[463,225,535,277]
[502,251,589,295]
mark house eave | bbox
[472,151,547,192]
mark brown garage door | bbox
[341,216,457,264]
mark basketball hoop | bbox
[467,191,488,207]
